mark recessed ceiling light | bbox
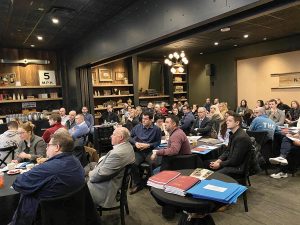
[37,8,44,11]
[52,17,59,24]
[37,35,43,41]
[220,27,230,32]
[200,52,203,55]
[234,44,238,47]
[263,37,267,41]
[30,44,35,47]
[243,34,249,38]
[214,42,219,46]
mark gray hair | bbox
[115,127,130,142]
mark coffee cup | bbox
[26,164,34,171]
[7,163,16,170]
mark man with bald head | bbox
[191,107,212,136]
[249,107,278,140]
[65,110,77,130]
[88,127,135,207]
[59,107,69,126]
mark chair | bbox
[160,154,203,171]
[233,150,252,212]
[93,126,113,154]
[246,130,271,174]
[0,145,17,167]
[35,184,99,225]
[97,164,133,225]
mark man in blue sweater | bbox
[179,105,195,135]
[249,107,278,140]
[11,132,85,225]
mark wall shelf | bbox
[139,95,170,99]
[174,91,187,94]
[271,86,300,89]
[173,81,187,84]
[0,98,63,103]
[93,94,134,98]
[93,84,133,87]
[0,85,62,89]
[174,98,187,102]
[94,106,124,110]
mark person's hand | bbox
[286,133,292,137]
[150,152,157,161]
[18,152,31,159]
[209,161,221,170]
[37,157,48,164]
[293,140,300,147]
[11,159,18,164]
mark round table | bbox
[0,174,19,225]
[150,169,237,225]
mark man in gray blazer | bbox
[87,127,135,208]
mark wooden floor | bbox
[101,170,300,225]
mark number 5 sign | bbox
[39,70,56,86]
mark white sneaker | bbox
[270,172,288,179]
[269,157,288,165]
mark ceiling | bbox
[0,0,138,49]
[139,3,300,58]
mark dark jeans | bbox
[280,137,300,157]
[131,150,153,187]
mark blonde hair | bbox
[19,122,35,135]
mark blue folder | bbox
[186,179,247,204]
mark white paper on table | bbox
[203,184,227,192]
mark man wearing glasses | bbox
[10,132,85,225]
[248,107,278,141]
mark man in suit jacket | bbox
[88,127,135,208]
[191,107,212,136]
[209,113,252,176]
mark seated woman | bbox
[12,122,47,163]
[256,99,264,108]
[285,100,300,126]
[208,105,223,138]
[191,104,198,117]
[155,114,169,139]
[218,102,229,119]
[218,110,235,145]
[236,99,248,116]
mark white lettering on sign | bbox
[39,70,56,86]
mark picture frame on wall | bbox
[99,69,113,81]
[115,72,126,81]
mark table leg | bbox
[178,212,215,225]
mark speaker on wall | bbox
[205,64,215,76]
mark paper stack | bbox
[164,176,200,196]
[186,179,247,204]
[147,170,181,189]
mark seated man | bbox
[59,107,69,126]
[65,110,77,130]
[269,132,300,170]
[249,107,278,140]
[0,121,21,164]
[150,115,191,171]
[0,120,20,148]
[191,107,212,136]
[10,132,85,225]
[69,114,90,146]
[88,127,135,207]
[129,112,161,194]
[82,106,94,130]
[209,113,252,176]
[101,104,119,124]
[269,131,300,179]
[266,99,285,126]
[180,105,195,135]
[42,113,65,143]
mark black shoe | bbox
[129,185,143,195]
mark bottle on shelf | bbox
[17,93,20,100]
[21,94,24,100]
[12,93,16,100]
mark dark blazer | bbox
[218,128,252,175]
[191,117,212,136]
[101,111,119,123]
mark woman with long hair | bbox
[236,99,248,115]
[12,122,47,163]
[208,105,223,138]
[286,100,300,126]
